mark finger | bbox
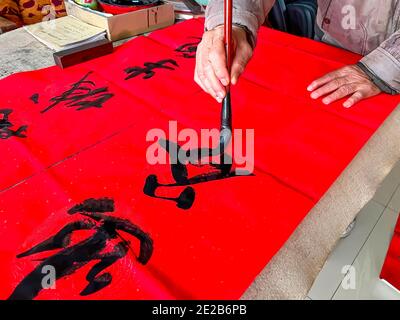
[209,38,230,86]
[307,70,341,92]
[343,91,364,108]
[203,62,226,102]
[198,35,226,101]
[342,82,381,108]
[310,77,349,100]
[194,67,208,93]
[203,77,218,101]
[311,77,351,99]
[195,42,214,96]
[194,41,206,81]
[321,83,358,104]
[231,43,253,85]
[195,58,210,94]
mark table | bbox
[1,27,400,300]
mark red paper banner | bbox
[0,19,398,299]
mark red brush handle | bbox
[224,0,233,79]
[220,0,233,175]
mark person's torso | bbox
[316,0,400,55]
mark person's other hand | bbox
[195,25,253,102]
[307,65,381,108]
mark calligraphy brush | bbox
[219,0,233,175]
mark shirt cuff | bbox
[205,10,260,48]
[360,47,400,94]
[356,62,397,95]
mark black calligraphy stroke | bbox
[143,139,252,210]
[30,93,39,104]
[41,72,114,113]
[124,59,179,80]
[9,198,153,300]
[175,37,201,59]
[0,109,28,140]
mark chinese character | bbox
[125,59,179,80]
[9,198,153,300]
[0,109,28,140]
[41,72,114,113]
[143,139,252,210]
[175,38,201,59]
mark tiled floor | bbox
[307,161,400,300]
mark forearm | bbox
[205,0,275,47]
[359,30,400,94]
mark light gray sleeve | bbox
[360,30,400,94]
[205,0,275,46]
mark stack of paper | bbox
[24,15,106,52]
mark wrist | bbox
[212,24,253,48]
[233,24,254,48]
